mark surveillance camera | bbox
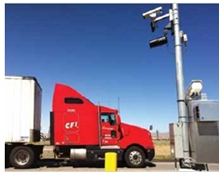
[142,6,162,19]
[186,80,203,98]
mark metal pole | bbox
[172,3,190,160]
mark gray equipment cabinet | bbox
[169,95,219,164]
[187,98,219,163]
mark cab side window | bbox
[101,114,109,123]
[64,97,84,104]
[101,113,116,125]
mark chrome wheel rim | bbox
[129,151,142,165]
[14,150,30,166]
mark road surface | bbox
[5,160,219,172]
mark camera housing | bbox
[142,6,162,19]
[186,80,203,99]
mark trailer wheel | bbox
[124,146,146,168]
[9,146,34,169]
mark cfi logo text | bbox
[65,122,78,129]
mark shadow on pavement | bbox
[5,159,157,169]
[33,159,157,169]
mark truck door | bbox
[100,113,120,146]
[54,110,80,145]
[63,110,80,144]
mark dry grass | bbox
[153,140,173,160]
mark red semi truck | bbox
[5,76,155,169]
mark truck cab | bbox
[51,83,155,167]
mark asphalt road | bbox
[5,160,219,172]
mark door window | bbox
[101,113,116,125]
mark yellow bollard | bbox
[104,152,117,171]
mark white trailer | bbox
[5,76,42,143]
[5,76,44,168]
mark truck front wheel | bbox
[124,146,146,168]
[9,146,34,169]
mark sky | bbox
[5,3,219,133]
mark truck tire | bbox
[124,146,146,168]
[5,145,11,168]
[5,155,10,168]
[9,146,35,169]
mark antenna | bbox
[118,96,120,114]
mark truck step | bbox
[100,145,120,149]
[41,146,55,159]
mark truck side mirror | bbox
[149,125,153,131]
